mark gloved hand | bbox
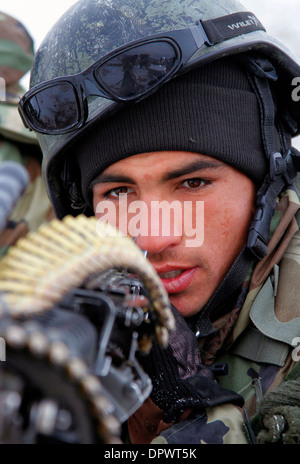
[256,378,300,444]
[140,305,243,423]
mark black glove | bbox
[141,305,243,423]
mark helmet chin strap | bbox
[191,54,300,337]
[244,54,300,260]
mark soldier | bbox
[0,12,53,254]
[18,0,300,444]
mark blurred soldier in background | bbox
[0,12,53,254]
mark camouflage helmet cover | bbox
[29,0,300,217]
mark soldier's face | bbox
[92,151,256,317]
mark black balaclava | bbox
[74,56,280,336]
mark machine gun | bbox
[0,168,174,444]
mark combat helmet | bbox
[25,0,300,227]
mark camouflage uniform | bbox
[0,12,53,254]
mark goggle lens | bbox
[95,41,178,100]
[24,82,80,132]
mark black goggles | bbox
[18,12,265,135]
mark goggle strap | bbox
[200,11,266,46]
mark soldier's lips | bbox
[155,267,198,294]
